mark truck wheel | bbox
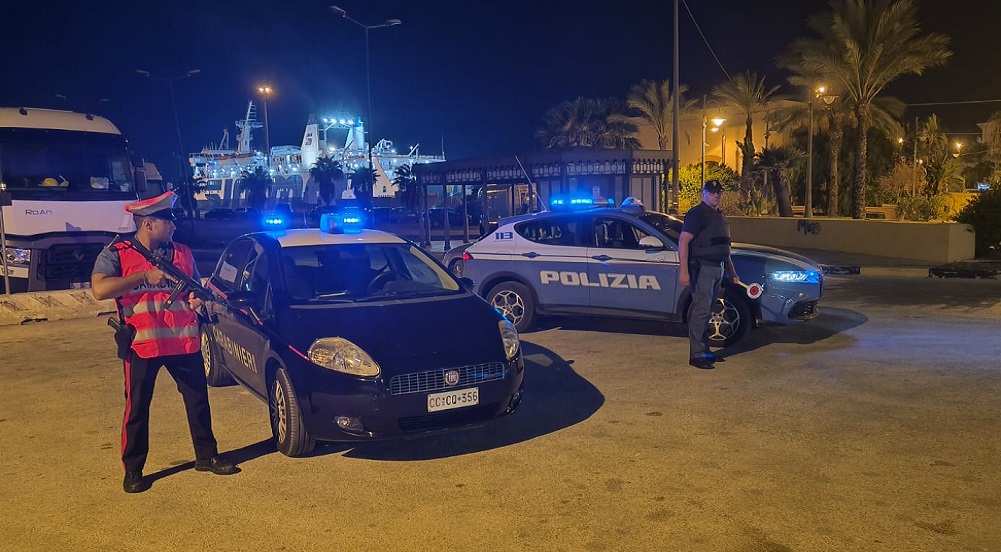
[201,327,233,387]
[707,288,752,348]
[487,281,535,333]
[269,367,316,457]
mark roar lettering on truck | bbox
[539,270,661,290]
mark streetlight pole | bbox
[806,95,814,218]
[805,85,836,218]
[701,95,726,187]
[135,69,200,182]
[330,5,401,174]
[257,85,273,169]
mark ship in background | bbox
[189,101,444,207]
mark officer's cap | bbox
[703,180,724,194]
[126,191,176,220]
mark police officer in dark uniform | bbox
[91,191,239,493]
[678,180,739,369]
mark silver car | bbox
[443,205,824,347]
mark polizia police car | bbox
[443,199,824,347]
[201,210,524,456]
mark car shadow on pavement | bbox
[720,306,868,357]
[316,341,604,461]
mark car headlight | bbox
[307,337,380,377]
[3,247,31,265]
[767,270,821,284]
[499,319,520,360]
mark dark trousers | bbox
[121,352,218,473]
[689,261,725,359]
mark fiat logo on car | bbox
[444,370,460,386]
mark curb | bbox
[0,290,115,327]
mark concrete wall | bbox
[729,217,975,263]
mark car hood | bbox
[277,293,507,374]
[731,242,822,270]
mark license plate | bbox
[427,387,479,412]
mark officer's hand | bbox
[731,274,740,285]
[678,272,690,288]
[144,269,169,287]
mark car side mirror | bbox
[639,236,665,250]
[459,276,476,289]
[133,156,148,194]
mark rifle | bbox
[107,234,218,315]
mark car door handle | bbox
[521,252,540,258]
[591,255,612,261]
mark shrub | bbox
[956,183,1001,259]
[896,194,946,222]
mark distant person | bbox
[677,180,739,370]
[91,191,239,493]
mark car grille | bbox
[789,299,819,320]
[389,362,506,395]
[41,243,105,281]
[398,404,498,433]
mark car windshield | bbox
[635,211,683,242]
[280,242,462,303]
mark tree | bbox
[309,156,343,206]
[623,80,696,150]
[236,166,272,210]
[393,164,418,209]
[788,0,951,218]
[754,145,804,217]
[535,97,641,149]
[712,71,780,198]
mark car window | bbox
[591,217,650,250]
[241,243,273,313]
[280,243,460,302]
[515,217,580,247]
[636,212,683,242]
[213,238,254,292]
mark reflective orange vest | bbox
[115,241,200,358]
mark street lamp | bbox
[710,125,725,165]
[256,85,273,169]
[700,95,725,187]
[805,85,837,218]
[953,141,964,158]
[330,5,401,172]
[135,69,200,181]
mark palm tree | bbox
[535,97,641,149]
[309,156,343,206]
[755,145,804,217]
[787,0,951,218]
[623,80,696,150]
[713,71,780,197]
[236,166,272,210]
[393,164,418,209]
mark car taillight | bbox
[462,251,473,261]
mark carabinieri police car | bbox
[443,199,824,347]
[200,210,524,456]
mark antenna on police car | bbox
[514,155,537,212]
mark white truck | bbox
[0,107,147,293]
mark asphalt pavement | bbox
[1,218,998,327]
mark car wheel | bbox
[269,367,316,457]
[699,287,752,348]
[487,281,535,333]
[201,327,234,387]
[448,258,464,278]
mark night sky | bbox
[3,0,997,180]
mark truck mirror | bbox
[133,159,148,194]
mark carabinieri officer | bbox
[91,191,239,493]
